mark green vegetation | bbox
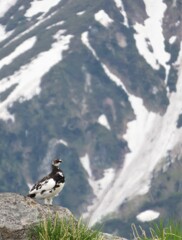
[29,216,104,240]
[132,220,182,240]
[29,217,182,240]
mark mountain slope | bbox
[0,0,181,237]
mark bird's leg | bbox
[44,198,52,205]
[49,198,53,205]
[44,198,48,205]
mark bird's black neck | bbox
[51,165,60,174]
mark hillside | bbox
[0,0,181,238]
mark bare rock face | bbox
[0,193,72,240]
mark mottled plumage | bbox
[27,159,65,205]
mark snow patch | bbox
[80,154,115,216]
[134,0,170,78]
[175,41,182,67]
[137,210,160,222]
[58,139,68,147]
[0,31,73,121]
[94,10,113,28]
[94,168,115,197]
[81,32,99,60]
[25,0,61,18]
[46,21,64,30]
[98,114,111,130]
[134,24,159,70]
[0,36,37,69]
[0,0,17,17]
[0,25,14,43]
[19,5,25,11]
[80,154,92,177]
[4,10,58,48]
[81,30,182,226]
[113,0,129,27]
[81,31,126,92]
[169,36,177,45]
[87,62,182,226]
[77,11,85,16]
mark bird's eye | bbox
[54,159,60,164]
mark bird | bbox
[27,159,65,205]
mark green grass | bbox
[29,216,182,240]
[29,216,104,240]
[132,220,182,240]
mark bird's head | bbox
[52,159,62,167]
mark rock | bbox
[0,193,125,240]
[0,193,72,240]
[102,232,128,240]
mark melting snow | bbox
[81,30,182,226]
[0,1,17,42]
[4,10,58,48]
[25,0,61,18]
[134,0,170,79]
[0,0,17,17]
[0,25,14,43]
[77,11,85,16]
[169,36,177,45]
[80,153,115,217]
[175,41,182,67]
[19,5,25,11]
[80,154,92,177]
[81,32,98,60]
[88,61,182,225]
[94,168,115,197]
[94,10,113,28]
[0,36,37,69]
[0,31,73,121]
[98,114,111,130]
[134,23,159,70]
[136,210,160,222]
[113,0,129,27]
[58,139,68,147]
[46,21,64,30]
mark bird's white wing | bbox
[29,178,56,194]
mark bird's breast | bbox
[53,172,65,183]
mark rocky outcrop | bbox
[0,193,125,240]
[0,193,72,240]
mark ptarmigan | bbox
[27,159,65,205]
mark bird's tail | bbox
[27,193,36,198]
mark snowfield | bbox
[98,114,111,130]
[94,10,113,28]
[88,60,182,225]
[0,36,37,69]
[81,29,182,225]
[80,153,115,218]
[25,0,61,18]
[136,209,160,222]
[113,0,129,27]
[0,31,73,121]
[134,0,170,81]
[0,0,17,17]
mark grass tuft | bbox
[29,215,104,240]
[132,220,182,240]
